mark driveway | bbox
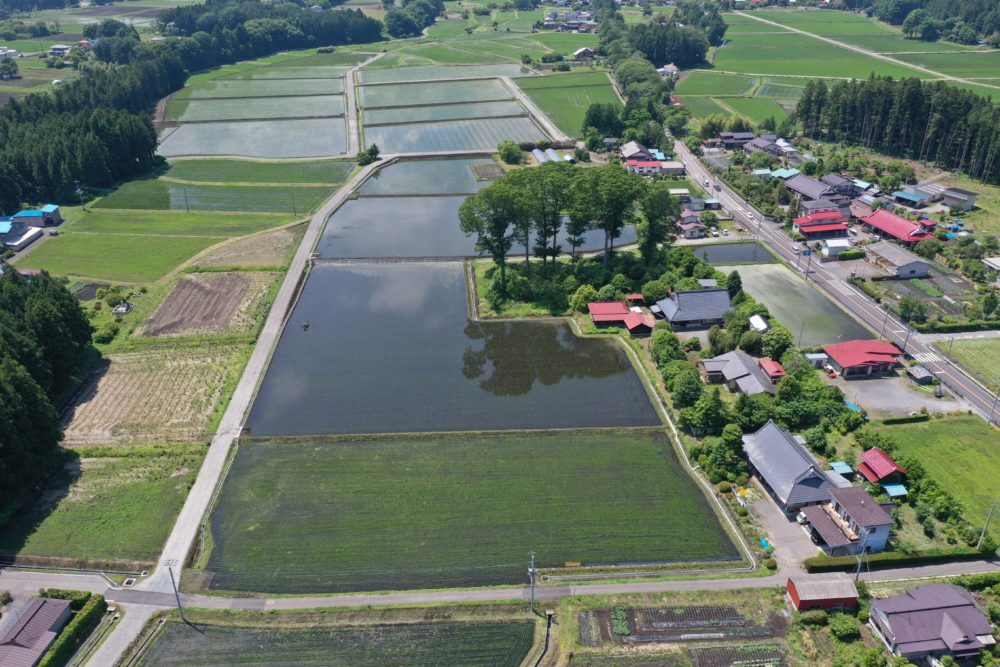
[824,372,972,418]
[823,258,886,281]
[749,484,818,571]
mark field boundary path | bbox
[674,139,1000,425]
[500,76,572,143]
[735,11,1000,91]
[346,52,385,155]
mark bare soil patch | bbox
[61,346,242,444]
[472,163,505,180]
[142,272,276,336]
[194,224,304,267]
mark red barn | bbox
[858,447,906,484]
[787,574,859,612]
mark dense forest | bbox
[834,0,1000,43]
[384,0,445,38]
[0,0,382,213]
[0,269,92,525]
[795,76,1000,184]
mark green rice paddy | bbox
[722,97,789,124]
[517,80,621,137]
[679,96,732,119]
[95,181,333,214]
[204,431,737,593]
[676,71,757,96]
[514,71,614,89]
[165,159,353,185]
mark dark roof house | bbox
[0,598,72,667]
[785,174,832,201]
[801,485,894,556]
[653,289,732,329]
[699,350,777,396]
[870,585,995,661]
[742,420,832,511]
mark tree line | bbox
[0,269,92,525]
[0,0,383,213]
[384,0,444,38]
[795,76,1000,184]
[859,0,1000,45]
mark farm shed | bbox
[587,301,630,326]
[5,227,43,251]
[771,168,799,180]
[865,241,929,278]
[823,340,902,378]
[787,574,858,611]
[572,47,595,60]
[0,597,72,667]
[891,189,932,208]
[699,350,776,396]
[941,187,978,211]
[821,239,852,258]
[860,209,934,245]
[785,174,832,202]
[906,365,933,385]
[857,448,905,485]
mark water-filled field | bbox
[364,100,526,125]
[205,431,736,593]
[158,118,347,158]
[718,263,871,345]
[221,65,352,79]
[166,94,345,121]
[139,620,536,666]
[246,263,660,436]
[175,77,343,99]
[364,116,545,153]
[358,158,493,195]
[360,79,513,107]
[359,63,531,84]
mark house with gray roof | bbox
[742,420,833,512]
[785,174,833,202]
[820,173,853,195]
[699,350,777,396]
[866,240,930,278]
[0,598,72,667]
[652,288,732,329]
[801,486,893,556]
[870,585,995,662]
[941,187,978,211]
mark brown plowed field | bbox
[194,224,304,267]
[61,346,242,444]
[142,272,276,337]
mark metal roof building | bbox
[0,598,72,667]
[653,288,732,329]
[742,420,832,511]
[787,574,859,611]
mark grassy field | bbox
[204,431,737,594]
[165,159,353,184]
[95,180,334,214]
[676,71,757,96]
[936,339,1000,392]
[679,96,732,119]
[0,445,204,569]
[514,71,614,89]
[722,97,789,124]
[518,81,621,137]
[61,208,292,237]
[936,173,1000,235]
[138,619,536,666]
[896,51,1000,79]
[875,416,1000,537]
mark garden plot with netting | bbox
[165,94,345,122]
[364,116,545,154]
[203,431,736,594]
[364,100,526,125]
[174,77,344,99]
[137,620,536,667]
[359,78,514,108]
[158,118,348,158]
[358,62,532,84]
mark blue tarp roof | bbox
[14,209,44,217]
[41,204,59,213]
[828,461,852,475]
[0,220,11,234]
[892,190,929,203]
[772,168,800,179]
[883,483,908,497]
[651,150,666,160]
[853,179,872,190]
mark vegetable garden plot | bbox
[95,180,333,214]
[158,118,347,158]
[166,94,345,122]
[364,100,526,125]
[138,621,536,666]
[358,63,532,84]
[364,116,545,153]
[266,52,371,66]
[175,77,343,99]
[205,432,736,593]
[141,272,277,337]
[359,78,513,108]
[246,263,659,436]
[690,643,786,667]
[358,158,494,195]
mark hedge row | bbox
[804,546,981,573]
[838,250,865,261]
[880,414,930,425]
[38,594,107,667]
[914,319,1000,333]
[38,589,91,611]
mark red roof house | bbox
[858,447,906,484]
[787,574,859,612]
[860,209,934,245]
[823,340,903,377]
[587,301,630,323]
[758,358,787,383]
[625,293,644,304]
[624,311,656,336]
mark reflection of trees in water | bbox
[462,321,629,396]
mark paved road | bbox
[674,140,1000,425]
[735,11,1000,92]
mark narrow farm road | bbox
[735,11,1000,91]
[345,52,385,155]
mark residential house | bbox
[792,211,849,240]
[625,159,667,175]
[800,199,839,216]
[891,189,933,208]
[851,178,875,197]
[0,597,72,667]
[800,486,894,556]
[857,448,906,485]
[679,209,701,225]
[678,220,706,239]
[785,174,833,202]
[653,288,732,329]
[586,301,654,336]
[869,585,996,662]
[823,339,903,378]
[820,173,854,196]
[699,350,779,396]
[941,187,978,211]
[657,63,679,79]
[619,141,653,162]
[775,138,796,157]
[860,209,934,245]
[743,136,776,155]
[718,131,755,149]
[741,420,833,512]
[76,38,93,50]
[787,574,859,612]
[572,47,595,60]
[820,238,852,258]
[49,44,71,57]
[865,240,930,278]
[660,160,685,176]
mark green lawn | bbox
[936,339,1000,392]
[138,620,536,667]
[875,416,1000,538]
[0,445,204,568]
[519,81,621,137]
[166,159,353,184]
[204,431,738,594]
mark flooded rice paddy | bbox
[694,241,776,265]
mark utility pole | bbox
[901,326,912,354]
[183,187,190,213]
[879,308,891,339]
[977,501,997,550]
[853,528,869,582]
[947,336,955,357]
[168,566,190,626]
[798,321,806,348]
[528,551,537,613]
[989,378,1000,425]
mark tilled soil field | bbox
[142,272,277,336]
[579,605,785,647]
[193,225,304,267]
[61,346,242,444]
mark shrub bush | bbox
[838,249,865,261]
[0,590,10,606]
[38,589,91,611]
[828,613,861,642]
[716,481,732,493]
[763,557,777,570]
[804,546,980,572]
[797,609,828,626]
[38,594,106,667]
[610,605,630,636]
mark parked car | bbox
[791,243,803,254]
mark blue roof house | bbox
[13,205,62,226]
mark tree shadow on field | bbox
[57,358,111,430]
